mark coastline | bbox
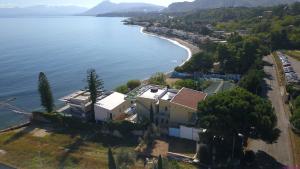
[139,27,200,67]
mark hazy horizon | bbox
[0,0,194,8]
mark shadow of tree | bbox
[58,137,85,168]
[245,150,286,169]
[3,126,34,145]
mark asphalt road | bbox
[248,55,294,167]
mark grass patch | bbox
[286,50,300,61]
[272,52,285,86]
[0,125,141,169]
[0,125,197,169]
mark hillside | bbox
[83,0,163,16]
[165,0,300,12]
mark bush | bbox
[115,85,129,94]
[127,80,141,90]
[293,119,300,130]
[148,72,166,85]
[294,96,300,109]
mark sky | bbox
[0,0,194,8]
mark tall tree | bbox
[157,155,163,169]
[108,148,116,169]
[86,69,104,121]
[38,72,54,113]
[150,104,154,123]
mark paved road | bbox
[248,55,294,166]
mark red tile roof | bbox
[171,88,207,110]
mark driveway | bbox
[248,55,294,167]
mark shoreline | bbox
[139,27,200,67]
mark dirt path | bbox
[248,55,294,166]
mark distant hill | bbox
[0,5,87,16]
[165,0,300,12]
[83,0,164,16]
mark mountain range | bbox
[165,0,300,12]
[0,5,87,16]
[83,0,164,16]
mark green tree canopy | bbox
[198,88,278,142]
[175,52,213,73]
[239,69,265,95]
[86,69,104,121]
[38,72,54,113]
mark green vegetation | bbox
[148,72,166,86]
[38,72,54,113]
[86,69,104,121]
[127,80,141,90]
[197,88,278,165]
[175,52,213,73]
[286,50,300,61]
[173,79,211,91]
[115,148,136,169]
[115,80,141,94]
[198,87,277,141]
[291,96,300,130]
[239,69,265,95]
[115,85,129,94]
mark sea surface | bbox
[0,16,188,129]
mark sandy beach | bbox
[140,27,201,66]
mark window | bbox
[165,106,168,111]
[110,113,113,120]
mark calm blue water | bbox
[0,16,187,129]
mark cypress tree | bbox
[38,72,54,113]
[108,147,116,169]
[150,104,154,123]
[86,69,104,121]
[157,155,163,169]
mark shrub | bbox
[127,80,141,90]
[115,85,129,94]
[148,72,166,85]
[294,96,300,109]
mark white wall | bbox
[169,125,200,141]
[94,105,110,122]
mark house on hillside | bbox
[135,86,207,127]
[94,92,131,122]
[59,90,92,118]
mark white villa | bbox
[94,92,131,122]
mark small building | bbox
[94,92,131,122]
[169,88,207,126]
[59,90,92,118]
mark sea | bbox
[0,16,188,130]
